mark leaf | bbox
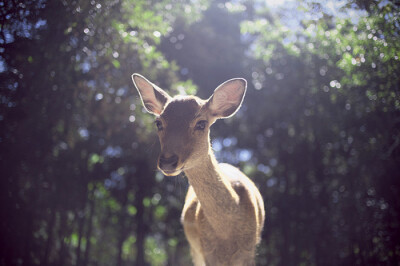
[112,59,120,68]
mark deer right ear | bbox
[132,73,171,115]
[207,78,247,119]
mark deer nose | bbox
[159,154,179,170]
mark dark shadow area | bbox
[0,0,399,265]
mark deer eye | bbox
[195,120,207,131]
[155,120,163,131]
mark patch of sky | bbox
[257,164,271,175]
[116,87,127,97]
[0,59,5,73]
[35,19,47,29]
[81,61,91,73]
[103,145,123,158]
[263,0,367,39]
[87,80,96,89]
[3,30,14,43]
[95,93,103,101]
[238,149,252,162]
[212,138,223,152]
[78,127,89,140]
[223,137,237,147]
[105,170,126,190]
[267,177,278,187]
[269,158,278,167]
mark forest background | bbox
[1,0,399,265]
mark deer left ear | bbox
[132,73,171,115]
[207,78,247,119]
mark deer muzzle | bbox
[158,153,180,176]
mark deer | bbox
[132,73,265,266]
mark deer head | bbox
[132,74,246,176]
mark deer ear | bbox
[207,78,247,119]
[132,73,171,115]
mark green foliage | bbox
[145,237,167,265]
[239,1,400,265]
[122,235,137,261]
[1,0,399,265]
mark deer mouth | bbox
[160,168,183,177]
[158,153,184,176]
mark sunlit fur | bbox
[132,74,265,266]
[156,96,209,176]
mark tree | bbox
[1,0,399,265]
[239,0,400,264]
[0,0,200,265]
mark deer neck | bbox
[184,147,239,235]
[184,150,220,183]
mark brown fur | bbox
[182,161,265,266]
[132,74,265,265]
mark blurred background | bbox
[1,0,399,265]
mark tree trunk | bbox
[135,185,146,266]
[43,209,56,266]
[83,198,95,266]
[116,194,129,266]
[22,211,33,266]
[76,212,85,266]
[57,211,67,266]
